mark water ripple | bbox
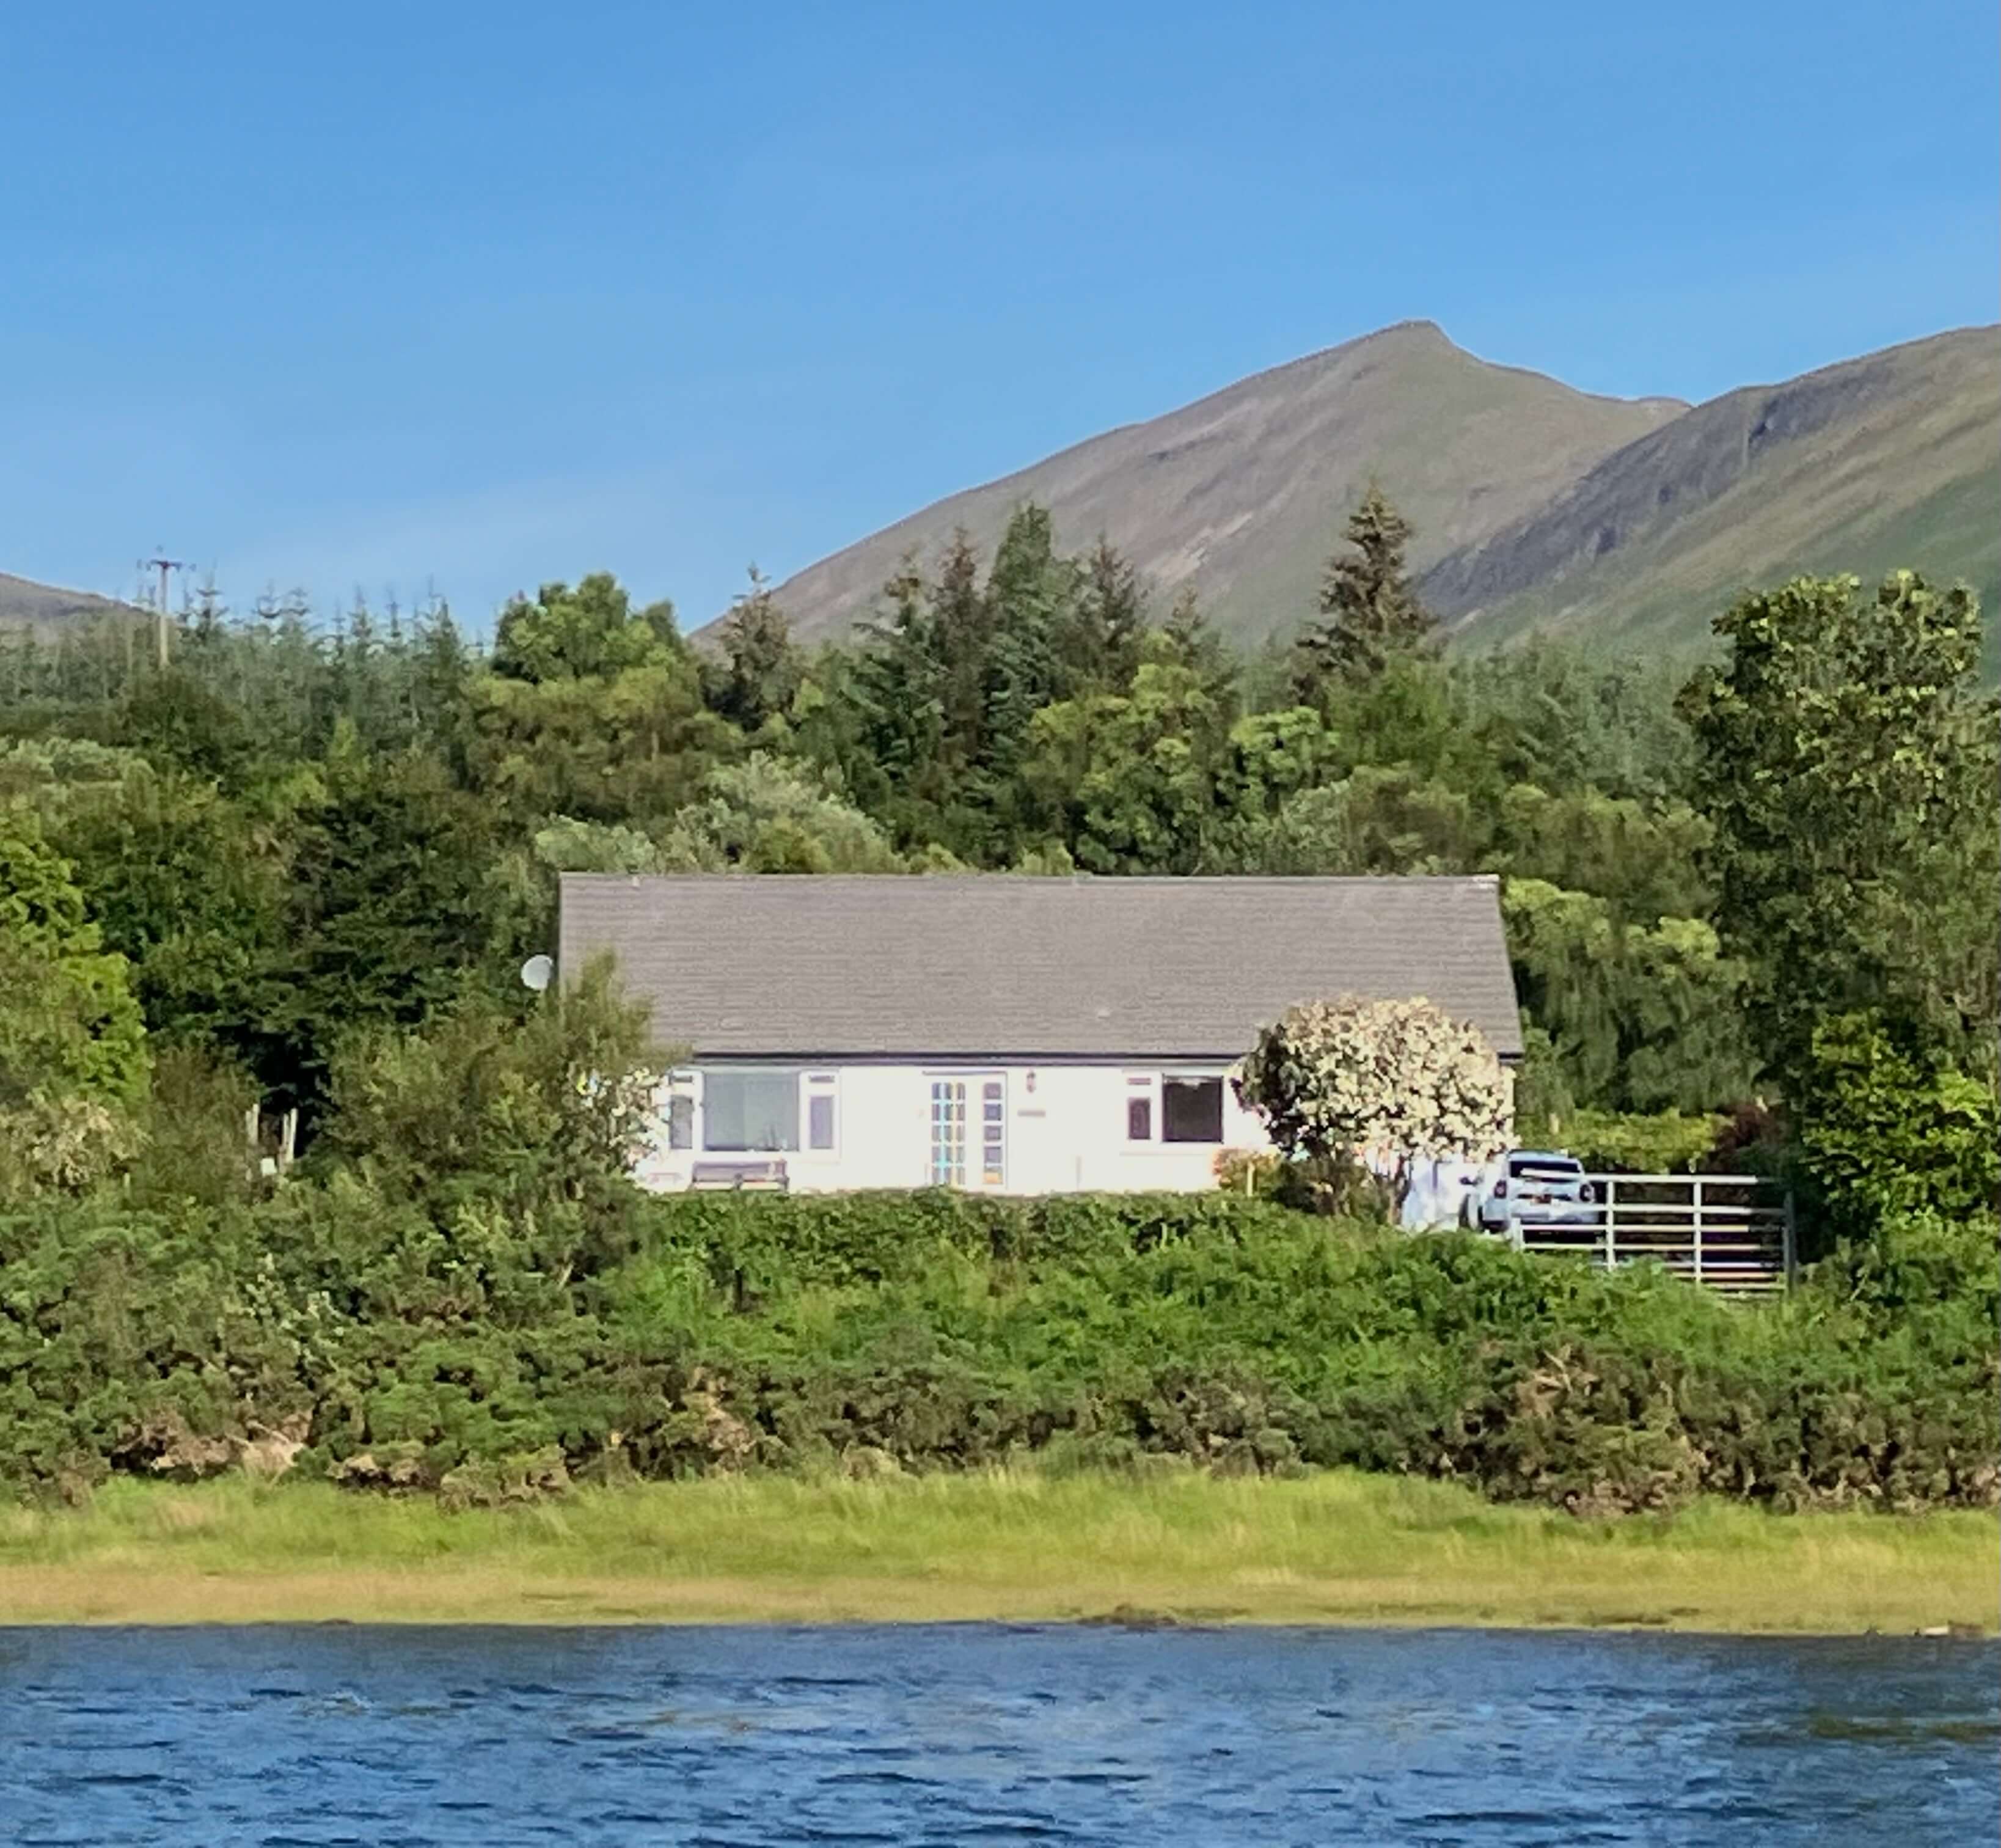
[0,1626,1993,1846]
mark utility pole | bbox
[141,553,186,670]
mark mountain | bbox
[1420,326,2000,654]
[759,323,2000,661]
[0,571,138,636]
[764,321,1685,645]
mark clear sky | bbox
[3,1,1994,631]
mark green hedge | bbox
[632,1188,1304,1292]
[2,1185,1994,1515]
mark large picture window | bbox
[703,1071,799,1151]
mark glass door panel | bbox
[929,1074,1006,1189]
[928,1080,967,1186]
[978,1077,1006,1187]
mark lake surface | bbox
[0,1625,1993,1846]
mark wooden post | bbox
[1782,1188,1797,1288]
[1692,1176,1705,1286]
[1603,1175,1617,1270]
[279,1109,298,1177]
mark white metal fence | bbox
[1507,1173,1794,1293]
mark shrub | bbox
[1529,1109,1727,1175]
[1235,994,1510,1211]
[1793,1011,2000,1242]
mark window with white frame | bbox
[701,1069,801,1152]
[805,1073,837,1151]
[664,1073,696,1151]
[1125,1074,1154,1142]
[1125,1072,1227,1145]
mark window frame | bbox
[805,1072,838,1153]
[664,1076,697,1152]
[1124,1070,1230,1148]
[698,1067,805,1154]
[1161,1073,1227,1145]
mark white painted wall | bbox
[631,1061,1273,1195]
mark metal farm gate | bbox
[1506,1174,1794,1294]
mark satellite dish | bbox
[520,953,554,992]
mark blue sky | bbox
[3,1,1993,632]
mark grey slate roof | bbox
[558,874,1523,1061]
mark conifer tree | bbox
[708,568,803,734]
[1292,482,1436,702]
[1055,537,1146,694]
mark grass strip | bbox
[1,1470,1994,1633]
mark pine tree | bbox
[1292,481,1436,702]
[1055,537,1146,694]
[709,568,803,733]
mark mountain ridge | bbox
[1420,325,2000,650]
[751,321,1999,657]
[755,320,1686,646]
[0,571,139,636]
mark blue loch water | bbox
[0,1624,1993,1846]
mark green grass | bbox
[2,1470,1993,1632]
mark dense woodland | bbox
[1,491,1995,1503]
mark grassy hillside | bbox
[764,321,1683,645]
[756,323,1997,666]
[1418,327,2000,660]
[0,570,137,636]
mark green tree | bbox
[1791,1011,2000,1242]
[1501,878,1755,1115]
[1493,783,1711,924]
[48,764,291,1058]
[255,739,525,1112]
[467,651,734,826]
[1450,639,1694,803]
[705,569,804,735]
[1053,538,1147,694]
[1241,766,1485,876]
[1020,644,1236,873]
[492,574,681,683]
[1292,482,1436,702]
[658,754,907,873]
[312,961,667,1288]
[1679,570,2000,1082]
[0,805,148,1192]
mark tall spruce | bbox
[1292,482,1436,702]
[1056,537,1147,694]
[708,568,803,734]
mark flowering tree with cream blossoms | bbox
[1234,994,1512,1209]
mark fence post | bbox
[1691,1176,1705,1286]
[1782,1189,1797,1288]
[1603,1175,1617,1270]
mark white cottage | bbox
[557,873,1523,1195]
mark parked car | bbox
[1473,1150,1600,1234]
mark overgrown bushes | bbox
[3,1178,1993,1516]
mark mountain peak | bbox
[760,324,1680,645]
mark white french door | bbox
[928,1074,1006,1189]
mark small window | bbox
[808,1091,835,1151]
[1162,1076,1224,1144]
[666,1093,694,1151]
[1127,1094,1153,1140]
